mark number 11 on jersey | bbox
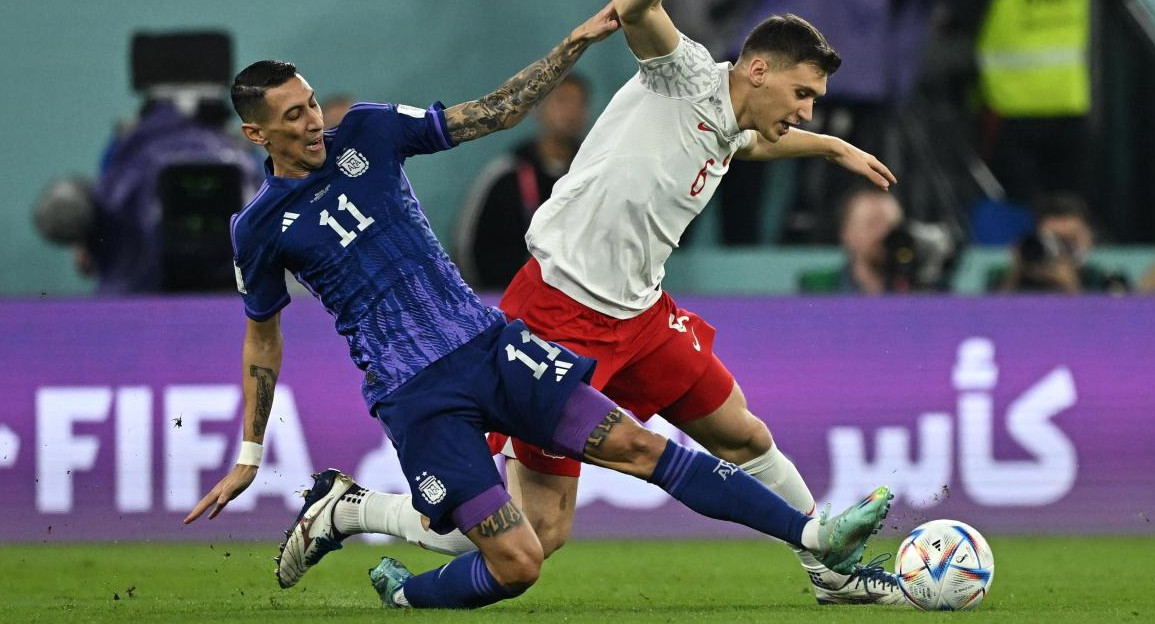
[320,193,375,247]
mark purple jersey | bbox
[230,102,503,407]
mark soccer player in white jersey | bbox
[353,1,905,606]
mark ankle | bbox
[333,485,369,535]
[800,518,821,551]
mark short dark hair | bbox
[1034,191,1089,223]
[739,14,841,76]
[231,60,298,122]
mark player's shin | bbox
[384,551,520,609]
[741,445,847,582]
[570,386,815,546]
[334,490,476,556]
[646,438,814,547]
[740,445,816,515]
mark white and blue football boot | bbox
[275,468,356,588]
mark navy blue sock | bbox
[648,439,810,547]
[399,551,519,609]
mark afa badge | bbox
[416,471,447,505]
[337,148,370,177]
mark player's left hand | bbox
[570,2,622,44]
[183,464,259,524]
[827,140,898,190]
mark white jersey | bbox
[526,33,755,319]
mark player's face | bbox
[255,75,327,177]
[749,61,827,142]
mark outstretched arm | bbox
[184,313,284,524]
[737,129,898,190]
[613,0,679,59]
[445,4,619,144]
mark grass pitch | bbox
[1,537,1151,623]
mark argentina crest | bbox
[416,471,447,504]
[337,148,370,177]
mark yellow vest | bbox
[977,0,1091,117]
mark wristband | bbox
[237,441,263,467]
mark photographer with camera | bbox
[999,192,1128,294]
[797,187,956,294]
[836,187,903,294]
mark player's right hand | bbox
[827,139,898,191]
[183,464,259,524]
[571,2,621,45]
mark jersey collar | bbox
[716,63,744,141]
[262,134,337,188]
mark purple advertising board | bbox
[1,295,1153,542]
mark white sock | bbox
[800,518,820,550]
[741,445,848,582]
[740,445,815,513]
[335,489,476,556]
[333,484,370,535]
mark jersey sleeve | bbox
[230,213,290,322]
[349,101,457,159]
[636,32,720,100]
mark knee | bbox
[584,415,669,478]
[489,541,544,590]
[588,418,666,463]
[504,545,544,589]
[533,517,572,559]
[624,427,668,463]
[747,419,773,455]
[704,415,773,463]
[613,428,670,478]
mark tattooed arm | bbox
[184,313,284,523]
[444,3,620,144]
[240,314,284,443]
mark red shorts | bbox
[490,258,735,477]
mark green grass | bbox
[1,537,1151,623]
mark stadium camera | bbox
[882,221,958,292]
[131,31,233,122]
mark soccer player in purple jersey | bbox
[183,4,891,611]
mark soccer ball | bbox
[895,519,994,611]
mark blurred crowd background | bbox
[9,0,1155,298]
